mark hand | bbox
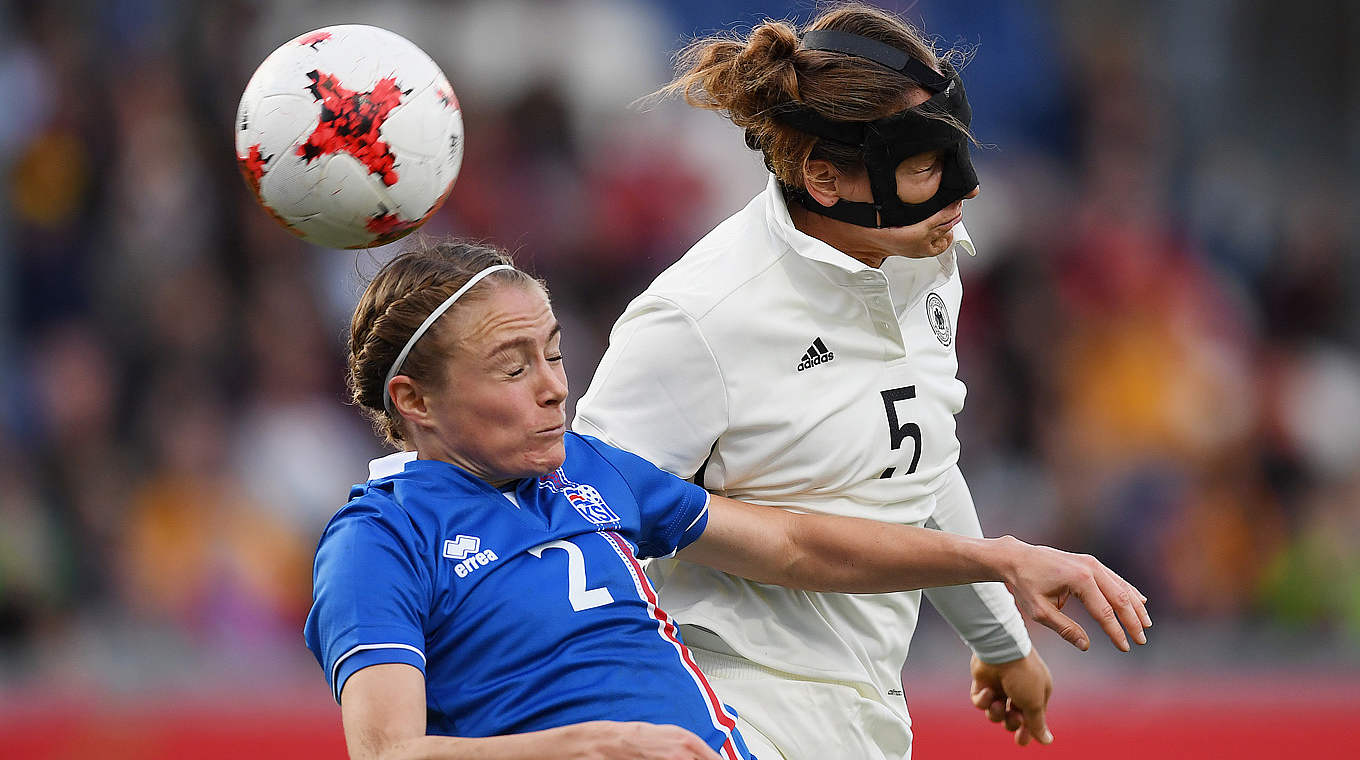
[969,651,1053,746]
[560,721,725,760]
[996,536,1152,652]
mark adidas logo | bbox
[797,337,835,372]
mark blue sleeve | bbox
[303,498,430,703]
[578,435,711,559]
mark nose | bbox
[964,185,980,200]
[540,364,568,408]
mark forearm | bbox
[689,495,1151,651]
[363,721,721,760]
[690,509,1005,592]
[777,512,1018,592]
[372,729,571,760]
[342,665,595,760]
[683,495,1023,592]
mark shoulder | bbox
[639,188,794,322]
[318,486,419,552]
[318,466,475,551]
[564,433,685,488]
[564,432,646,475]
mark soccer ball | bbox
[235,25,463,249]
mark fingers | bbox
[1099,569,1149,646]
[1032,601,1091,651]
[1084,559,1152,648]
[976,689,1051,746]
[1017,700,1053,746]
[971,685,1008,724]
[683,729,723,760]
[678,730,723,760]
[1070,575,1130,651]
[970,685,993,710]
[1002,698,1023,732]
[973,678,1052,746]
[988,698,1008,724]
[622,721,724,760]
[1128,580,1153,628]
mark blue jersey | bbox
[305,433,753,759]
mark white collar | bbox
[761,174,974,279]
[368,450,418,480]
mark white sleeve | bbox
[922,465,1033,664]
[573,295,727,480]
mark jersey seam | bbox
[331,642,427,703]
[632,294,732,439]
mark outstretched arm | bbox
[678,495,1150,652]
[340,664,723,760]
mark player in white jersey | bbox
[574,6,1147,758]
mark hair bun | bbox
[730,21,802,107]
[743,21,799,65]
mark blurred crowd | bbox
[1,0,1357,694]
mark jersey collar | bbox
[367,450,528,495]
[368,450,417,480]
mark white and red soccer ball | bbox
[236,25,463,249]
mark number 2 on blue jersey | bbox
[528,537,615,611]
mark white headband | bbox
[383,264,517,413]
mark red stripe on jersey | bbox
[602,532,742,760]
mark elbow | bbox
[369,739,421,760]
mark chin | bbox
[524,445,567,477]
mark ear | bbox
[802,159,845,208]
[388,375,432,429]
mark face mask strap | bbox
[800,29,951,92]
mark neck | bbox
[789,202,887,268]
[408,432,513,487]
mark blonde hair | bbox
[347,239,543,446]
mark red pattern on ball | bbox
[298,70,404,186]
[298,31,332,48]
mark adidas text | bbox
[797,337,835,371]
[797,351,835,371]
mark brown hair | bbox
[347,239,543,446]
[661,2,967,188]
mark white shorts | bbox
[689,640,913,760]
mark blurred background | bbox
[1,0,1357,757]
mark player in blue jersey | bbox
[306,240,1149,760]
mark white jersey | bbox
[574,176,1030,749]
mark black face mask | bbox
[766,29,978,229]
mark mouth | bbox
[535,422,566,436]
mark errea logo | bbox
[443,534,499,578]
